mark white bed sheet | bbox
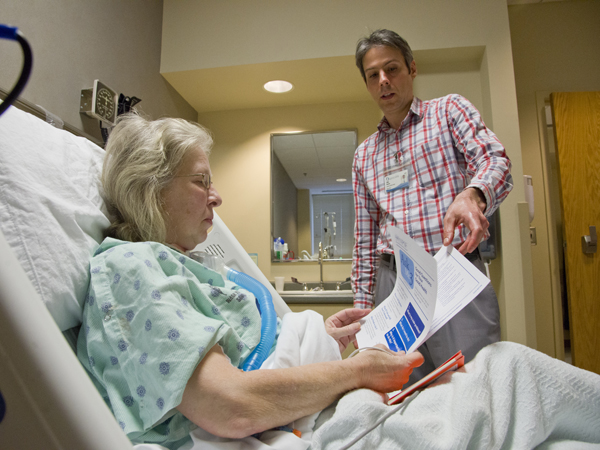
[311,341,600,449]
[131,322,600,450]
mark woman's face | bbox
[161,147,222,252]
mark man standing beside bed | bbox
[351,29,513,384]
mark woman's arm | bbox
[177,343,423,439]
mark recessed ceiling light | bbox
[264,80,293,93]
[336,178,347,182]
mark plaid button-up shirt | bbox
[352,94,513,308]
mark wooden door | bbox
[551,92,600,375]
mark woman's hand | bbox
[325,308,371,353]
[351,344,425,392]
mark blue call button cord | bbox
[0,390,6,424]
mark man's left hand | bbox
[443,187,488,255]
[325,308,371,353]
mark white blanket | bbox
[310,341,600,449]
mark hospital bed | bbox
[1,105,599,450]
[0,103,291,449]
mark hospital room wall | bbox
[200,69,492,285]
[199,92,521,346]
[508,0,600,358]
[198,101,381,285]
[185,0,535,348]
[0,0,196,143]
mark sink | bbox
[273,281,354,304]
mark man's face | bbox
[362,45,417,128]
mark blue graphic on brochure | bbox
[385,302,425,351]
[385,326,405,352]
[399,250,414,288]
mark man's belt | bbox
[380,252,396,271]
[380,247,480,273]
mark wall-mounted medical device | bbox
[524,175,534,223]
[80,80,118,126]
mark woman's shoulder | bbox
[90,238,177,273]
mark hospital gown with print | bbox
[77,237,265,449]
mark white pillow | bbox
[0,107,110,330]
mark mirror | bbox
[271,130,357,262]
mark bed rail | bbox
[0,230,133,449]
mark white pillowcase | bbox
[0,107,110,330]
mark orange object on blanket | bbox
[388,350,465,405]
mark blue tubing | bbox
[0,25,19,41]
[226,268,277,371]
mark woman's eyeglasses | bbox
[175,173,212,190]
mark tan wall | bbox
[164,0,512,73]
[509,0,600,357]
[199,61,497,281]
[184,0,535,347]
[199,101,382,284]
[1,0,196,142]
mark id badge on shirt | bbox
[384,153,412,192]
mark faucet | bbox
[294,243,325,291]
[291,277,308,291]
[336,277,351,291]
[324,244,335,259]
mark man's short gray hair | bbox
[355,29,414,81]
[101,113,213,244]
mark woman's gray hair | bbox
[355,29,414,81]
[101,113,213,243]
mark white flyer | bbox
[356,227,490,353]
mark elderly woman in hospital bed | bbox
[0,106,599,450]
[76,112,423,447]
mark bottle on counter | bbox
[283,243,288,260]
[274,237,284,260]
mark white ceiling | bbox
[162,46,485,114]
[272,130,357,192]
[162,55,371,114]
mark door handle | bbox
[581,225,597,254]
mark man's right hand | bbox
[443,187,488,254]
